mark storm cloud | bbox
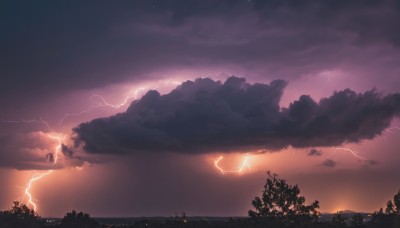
[0,132,63,170]
[308,148,323,156]
[73,76,400,155]
[321,159,337,168]
[0,131,85,170]
[61,144,75,158]
[2,0,400,118]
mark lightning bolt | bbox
[213,156,225,174]
[334,147,368,160]
[238,155,251,172]
[213,155,251,174]
[25,132,64,212]
[2,118,64,212]
[89,87,147,109]
[59,80,182,124]
[25,170,53,212]
[385,126,400,133]
[1,117,51,131]
[4,79,184,211]
[58,89,145,125]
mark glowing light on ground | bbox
[213,155,251,174]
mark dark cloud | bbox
[366,159,379,166]
[1,0,400,216]
[60,143,86,167]
[45,153,55,163]
[308,148,323,156]
[61,144,74,158]
[73,76,400,155]
[321,159,337,168]
[0,132,57,170]
[0,131,85,170]
[1,0,400,117]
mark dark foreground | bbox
[2,209,400,228]
[2,175,400,228]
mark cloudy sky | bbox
[1,0,400,217]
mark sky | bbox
[1,0,400,217]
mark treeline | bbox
[1,172,400,228]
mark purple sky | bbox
[1,0,400,217]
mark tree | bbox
[332,211,347,227]
[370,208,385,225]
[386,200,394,214]
[371,190,400,228]
[248,171,320,225]
[60,210,99,228]
[385,190,400,214]
[394,190,400,214]
[351,213,364,227]
[0,201,43,228]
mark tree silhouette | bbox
[370,208,386,226]
[248,171,319,225]
[60,210,99,228]
[386,190,400,214]
[386,200,395,214]
[351,213,364,227]
[331,211,347,227]
[0,201,42,228]
[371,190,400,228]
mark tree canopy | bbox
[385,190,400,214]
[248,172,319,225]
[60,210,99,228]
[0,201,42,228]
